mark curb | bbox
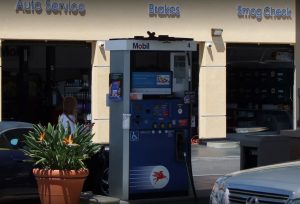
[81,195,120,204]
[206,141,240,148]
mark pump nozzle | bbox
[184,151,198,203]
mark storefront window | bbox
[2,41,92,125]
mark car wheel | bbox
[101,167,109,196]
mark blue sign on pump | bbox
[131,72,172,95]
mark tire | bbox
[101,167,109,196]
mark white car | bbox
[210,161,300,204]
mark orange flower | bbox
[39,132,45,141]
[64,135,73,145]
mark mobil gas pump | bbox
[129,99,191,199]
[106,35,197,200]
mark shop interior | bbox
[2,41,92,125]
[226,44,294,134]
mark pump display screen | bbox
[131,72,172,95]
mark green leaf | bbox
[22,122,102,170]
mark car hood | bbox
[227,161,300,194]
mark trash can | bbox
[240,134,290,170]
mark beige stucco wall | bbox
[0,1,295,42]
[0,0,296,142]
[199,41,227,139]
[91,41,110,143]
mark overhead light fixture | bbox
[211,28,223,37]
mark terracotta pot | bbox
[33,168,89,204]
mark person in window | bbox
[58,96,77,134]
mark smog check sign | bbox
[237,5,292,21]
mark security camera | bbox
[207,43,212,48]
[97,41,104,48]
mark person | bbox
[58,96,77,134]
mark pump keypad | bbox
[130,100,189,130]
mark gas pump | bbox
[106,35,197,200]
[129,99,190,199]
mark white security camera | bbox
[207,43,212,48]
[97,41,104,48]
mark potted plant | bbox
[23,123,101,204]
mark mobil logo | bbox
[132,42,150,50]
[150,165,170,189]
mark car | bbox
[83,145,110,196]
[0,121,36,199]
[0,121,109,200]
[210,160,300,204]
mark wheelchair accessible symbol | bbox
[130,131,139,142]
